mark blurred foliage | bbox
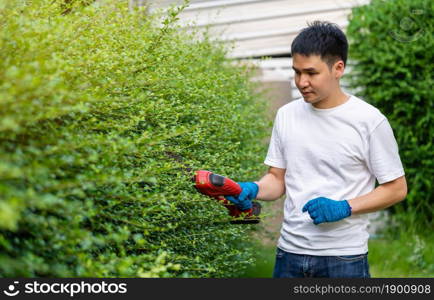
[347,0,433,229]
[0,0,270,277]
[368,232,434,277]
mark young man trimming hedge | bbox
[226,21,407,278]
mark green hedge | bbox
[0,0,270,277]
[347,0,433,228]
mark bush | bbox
[0,0,270,277]
[346,0,433,229]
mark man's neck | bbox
[312,89,349,109]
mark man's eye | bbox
[308,72,317,75]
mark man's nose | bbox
[298,74,310,88]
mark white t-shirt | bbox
[264,95,405,256]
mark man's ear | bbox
[333,60,345,79]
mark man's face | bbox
[292,54,344,104]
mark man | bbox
[226,21,407,278]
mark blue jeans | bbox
[273,247,370,278]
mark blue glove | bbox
[302,197,352,225]
[225,182,259,211]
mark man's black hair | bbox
[291,21,348,68]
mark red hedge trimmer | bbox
[192,170,261,224]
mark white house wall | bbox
[148,0,369,99]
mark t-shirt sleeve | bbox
[264,110,286,169]
[367,118,405,184]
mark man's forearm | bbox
[254,173,285,201]
[348,176,407,214]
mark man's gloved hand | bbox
[302,197,352,225]
[225,182,259,211]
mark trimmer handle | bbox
[192,170,261,224]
